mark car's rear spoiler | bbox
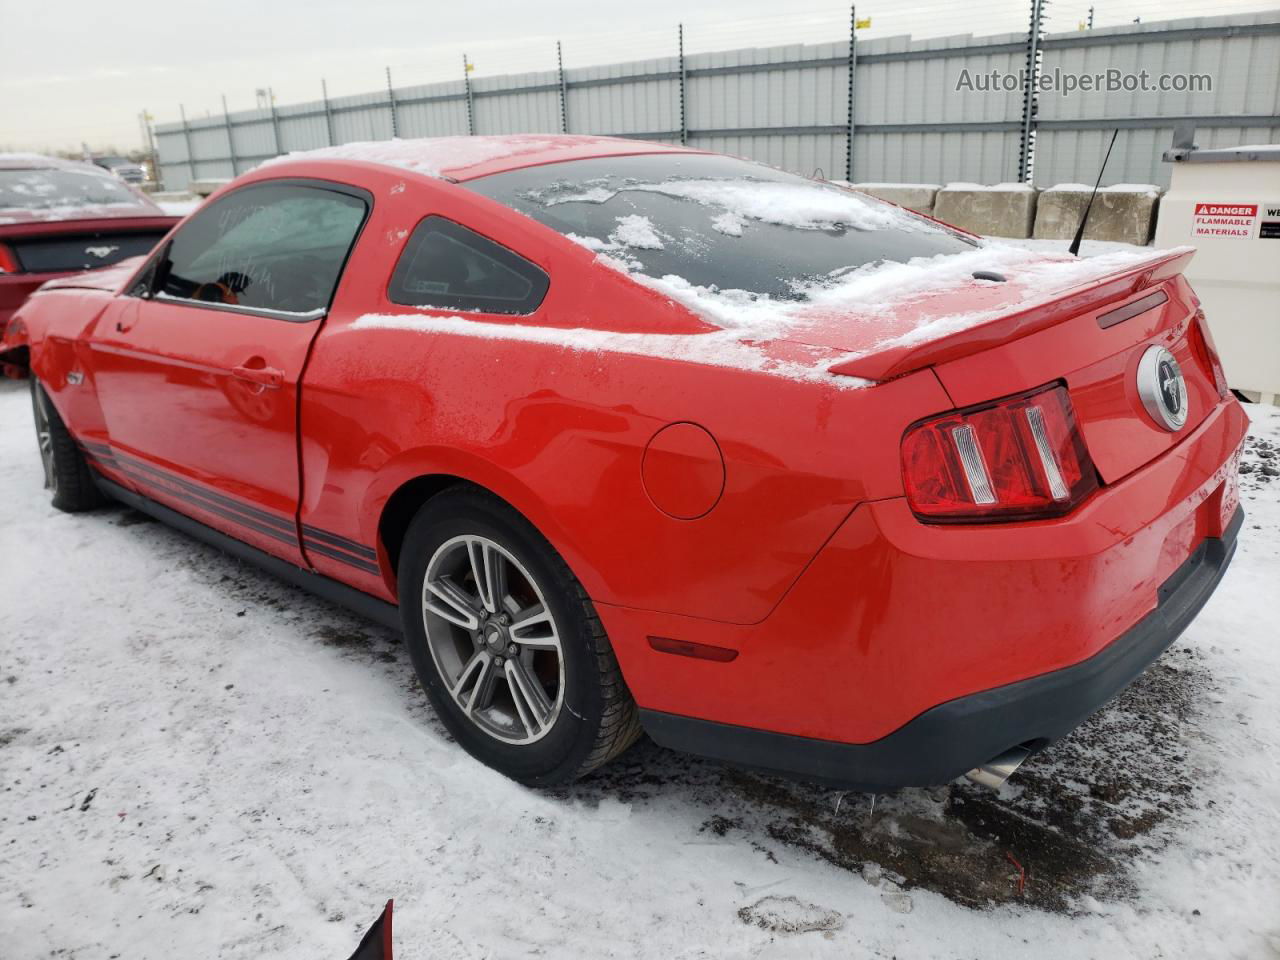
[828,248,1195,382]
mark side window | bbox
[156,182,368,315]
[388,216,549,315]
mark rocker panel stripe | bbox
[79,439,380,575]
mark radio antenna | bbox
[1069,128,1120,256]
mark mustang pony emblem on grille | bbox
[84,245,119,259]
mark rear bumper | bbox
[0,272,70,333]
[602,396,1248,787]
[640,508,1241,790]
[1,275,40,329]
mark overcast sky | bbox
[2,0,1274,153]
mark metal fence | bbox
[153,10,1280,192]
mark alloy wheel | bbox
[421,534,565,744]
[31,386,57,495]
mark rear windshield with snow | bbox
[0,168,139,212]
[466,154,976,300]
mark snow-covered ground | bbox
[1,379,1277,959]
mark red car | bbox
[1,153,177,346]
[3,135,1246,790]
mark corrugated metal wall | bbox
[154,11,1280,191]
[1034,13,1280,186]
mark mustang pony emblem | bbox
[1137,344,1188,432]
[84,245,119,259]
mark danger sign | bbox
[1192,202,1258,238]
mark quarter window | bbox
[388,216,548,315]
[155,182,368,316]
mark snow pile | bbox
[260,135,570,179]
[560,216,667,268]
[710,211,746,236]
[1103,183,1161,197]
[738,895,846,933]
[1044,183,1162,198]
[944,182,1038,192]
[845,181,943,190]
[810,243,1184,356]
[609,214,665,250]
[603,240,1182,346]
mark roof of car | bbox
[260,134,701,182]
[0,152,92,171]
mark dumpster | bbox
[1154,133,1280,403]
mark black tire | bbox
[30,376,105,513]
[398,487,641,786]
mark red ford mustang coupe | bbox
[3,135,1246,790]
[0,154,177,343]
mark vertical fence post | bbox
[141,109,161,189]
[221,94,238,176]
[463,54,476,135]
[268,86,283,157]
[557,41,569,134]
[846,5,857,182]
[678,24,687,145]
[178,104,196,182]
[1018,0,1046,183]
[385,66,400,138]
[321,78,336,146]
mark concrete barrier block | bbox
[1033,184,1162,246]
[848,182,940,217]
[934,183,1039,238]
[188,178,231,197]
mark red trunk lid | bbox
[929,269,1222,484]
[783,247,1221,484]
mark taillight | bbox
[0,243,19,274]
[1189,308,1230,399]
[902,383,1099,522]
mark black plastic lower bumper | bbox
[639,508,1243,791]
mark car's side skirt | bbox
[92,473,402,632]
[80,441,381,576]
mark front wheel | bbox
[30,377,104,513]
[398,488,641,785]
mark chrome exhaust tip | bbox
[964,746,1033,790]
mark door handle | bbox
[231,362,284,389]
